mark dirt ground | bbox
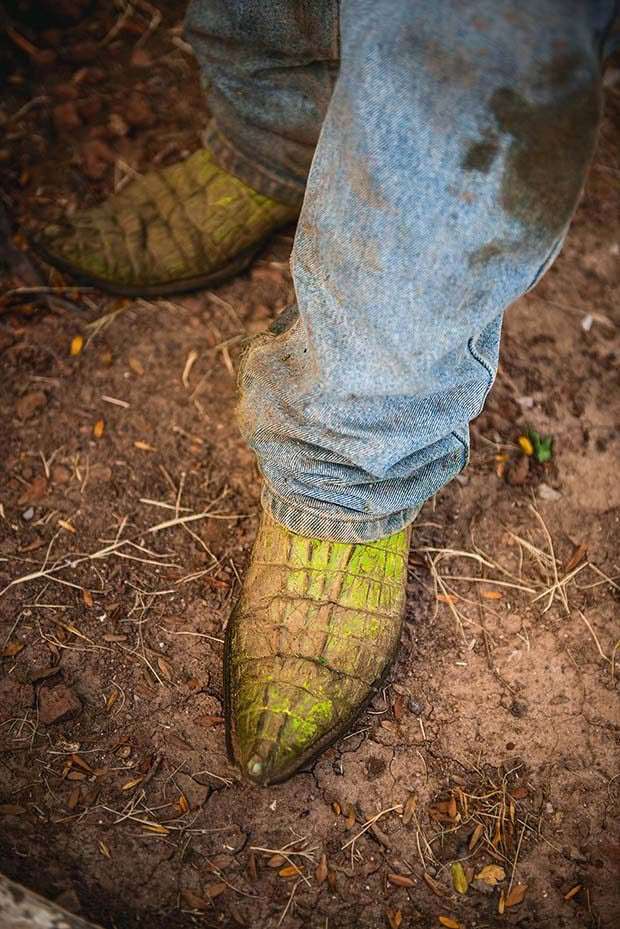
[0,4,619,929]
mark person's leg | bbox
[32,1,338,296]
[226,0,618,784]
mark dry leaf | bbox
[128,357,144,376]
[247,850,257,883]
[187,677,200,690]
[393,694,405,721]
[386,907,402,929]
[205,882,226,899]
[143,823,169,834]
[315,853,328,884]
[106,690,118,710]
[122,777,144,790]
[511,786,529,799]
[402,794,417,825]
[67,787,80,811]
[498,889,505,914]
[0,804,26,815]
[157,657,172,681]
[70,335,84,356]
[564,884,582,901]
[58,519,76,532]
[438,918,462,929]
[505,883,527,907]
[93,418,105,439]
[67,771,86,781]
[332,800,341,815]
[181,890,209,910]
[437,593,458,604]
[345,804,356,830]
[2,640,24,657]
[424,872,447,896]
[99,840,111,859]
[82,589,93,608]
[475,865,505,886]
[451,861,468,895]
[279,865,301,878]
[268,854,285,868]
[327,870,337,890]
[176,792,189,814]
[565,543,588,573]
[518,435,534,456]
[71,753,93,772]
[447,795,457,819]
[30,665,60,682]
[481,589,503,600]
[387,872,416,888]
[134,440,157,452]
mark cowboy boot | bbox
[225,510,410,785]
[32,149,298,297]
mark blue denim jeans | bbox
[186,0,619,542]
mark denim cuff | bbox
[203,120,306,209]
[261,482,421,543]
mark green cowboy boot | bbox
[32,149,298,297]
[225,510,411,785]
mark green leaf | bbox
[451,861,469,895]
[528,430,553,463]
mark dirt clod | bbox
[38,684,82,725]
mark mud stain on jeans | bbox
[462,131,499,172]
[490,74,600,237]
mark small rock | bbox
[408,696,424,716]
[507,454,529,486]
[333,758,345,776]
[52,464,71,484]
[471,879,495,896]
[77,97,102,121]
[39,684,82,725]
[53,102,81,131]
[130,48,152,68]
[81,139,115,179]
[124,93,155,129]
[502,614,522,635]
[22,507,34,521]
[538,482,562,502]
[108,112,129,137]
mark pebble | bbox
[22,507,34,521]
[39,684,82,726]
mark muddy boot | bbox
[32,149,298,297]
[225,511,410,785]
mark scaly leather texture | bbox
[225,511,410,785]
[33,149,297,295]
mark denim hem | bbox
[203,120,306,208]
[261,483,420,543]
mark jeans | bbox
[185,0,619,543]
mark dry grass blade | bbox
[341,804,402,851]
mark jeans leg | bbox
[238,0,617,543]
[184,0,339,207]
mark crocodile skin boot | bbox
[32,149,298,297]
[225,511,410,785]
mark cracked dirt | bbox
[0,4,619,929]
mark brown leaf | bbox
[511,786,529,800]
[176,792,189,814]
[565,543,588,573]
[181,890,209,910]
[143,823,169,835]
[469,823,484,850]
[268,854,286,868]
[447,795,457,819]
[505,883,527,907]
[316,853,328,884]
[327,870,337,890]
[386,907,402,929]
[71,754,93,772]
[67,771,86,781]
[0,804,26,815]
[475,865,505,886]
[205,882,226,899]
[29,665,61,682]
[106,691,118,710]
[82,589,93,608]
[393,694,406,721]
[387,872,415,888]
[2,640,24,657]
[247,850,257,883]
[187,677,200,690]
[437,593,458,604]
[344,804,356,830]
[564,884,582,901]
[128,357,144,376]
[122,777,144,790]
[481,589,503,600]
[332,800,341,815]
[93,418,105,439]
[67,787,80,811]
[279,865,301,878]
[157,657,173,681]
[438,918,462,929]
[402,794,416,826]
[28,475,48,501]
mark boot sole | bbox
[28,224,294,298]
